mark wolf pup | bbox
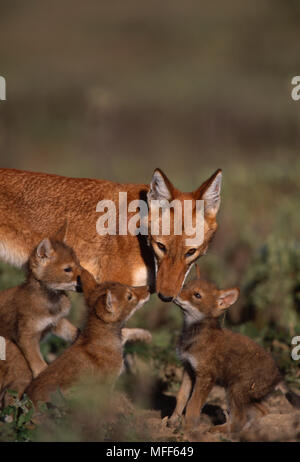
[26,268,150,406]
[169,266,300,432]
[0,225,82,378]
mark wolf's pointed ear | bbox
[195,264,201,279]
[36,238,55,259]
[147,169,174,202]
[53,220,68,242]
[214,287,239,316]
[194,169,222,218]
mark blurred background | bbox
[0,0,300,440]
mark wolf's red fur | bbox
[0,168,222,300]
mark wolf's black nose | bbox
[76,275,83,293]
[158,293,173,302]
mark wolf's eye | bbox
[157,242,166,252]
[194,292,202,299]
[64,267,72,273]
[127,293,132,300]
[185,248,196,257]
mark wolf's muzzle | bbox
[158,293,173,302]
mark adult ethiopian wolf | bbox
[0,168,222,301]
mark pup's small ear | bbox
[36,238,54,259]
[194,169,222,219]
[53,220,68,242]
[148,168,174,202]
[80,267,98,299]
[105,290,117,313]
[195,264,201,279]
[215,287,240,316]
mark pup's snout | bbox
[76,275,83,293]
[134,285,150,297]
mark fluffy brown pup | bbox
[0,224,82,378]
[169,265,300,433]
[26,269,150,406]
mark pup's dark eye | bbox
[64,267,72,273]
[194,292,202,299]
[157,242,166,252]
[185,248,196,257]
[128,293,132,300]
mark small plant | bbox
[0,391,35,441]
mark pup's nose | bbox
[76,275,83,293]
[158,293,173,302]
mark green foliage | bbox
[40,335,68,363]
[242,235,300,331]
[0,262,25,291]
[0,392,35,442]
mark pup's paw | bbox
[136,328,152,343]
[167,414,182,428]
[122,328,152,344]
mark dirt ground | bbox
[118,355,300,443]
[122,384,300,443]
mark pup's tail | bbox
[276,381,300,408]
